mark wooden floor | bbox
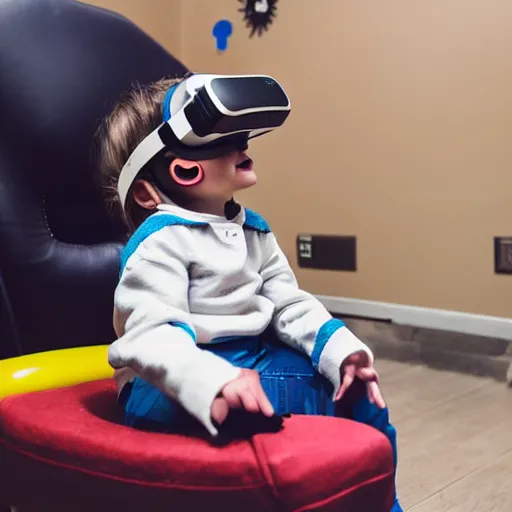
[377,360,512,512]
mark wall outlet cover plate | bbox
[494,237,512,274]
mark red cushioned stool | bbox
[0,380,395,512]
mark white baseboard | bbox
[316,295,512,341]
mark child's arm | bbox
[259,233,374,399]
[109,226,241,436]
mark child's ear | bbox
[131,179,162,210]
[169,158,204,186]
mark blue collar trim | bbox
[243,208,271,233]
[120,214,207,275]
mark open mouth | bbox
[236,157,253,170]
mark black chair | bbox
[0,0,188,359]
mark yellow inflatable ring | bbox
[0,345,113,400]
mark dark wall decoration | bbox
[238,0,278,38]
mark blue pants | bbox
[120,334,402,512]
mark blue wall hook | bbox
[212,20,233,52]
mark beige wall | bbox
[89,0,512,318]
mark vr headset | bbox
[117,73,291,209]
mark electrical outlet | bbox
[494,237,512,274]
[297,234,357,271]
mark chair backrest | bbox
[0,0,188,357]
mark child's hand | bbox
[211,369,274,425]
[335,352,386,409]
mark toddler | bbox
[96,73,402,512]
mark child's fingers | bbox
[251,383,275,417]
[335,365,355,401]
[367,381,386,409]
[211,397,230,425]
[356,366,379,382]
[221,386,244,410]
[243,369,274,416]
[367,385,375,404]
[238,388,261,414]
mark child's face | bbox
[130,148,256,215]
[193,149,256,201]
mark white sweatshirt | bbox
[109,201,374,436]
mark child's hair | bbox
[94,76,185,233]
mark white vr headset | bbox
[117,73,291,209]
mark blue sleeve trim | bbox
[120,214,208,275]
[170,321,196,342]
[311,318,346,369]
[243,208,272,233]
